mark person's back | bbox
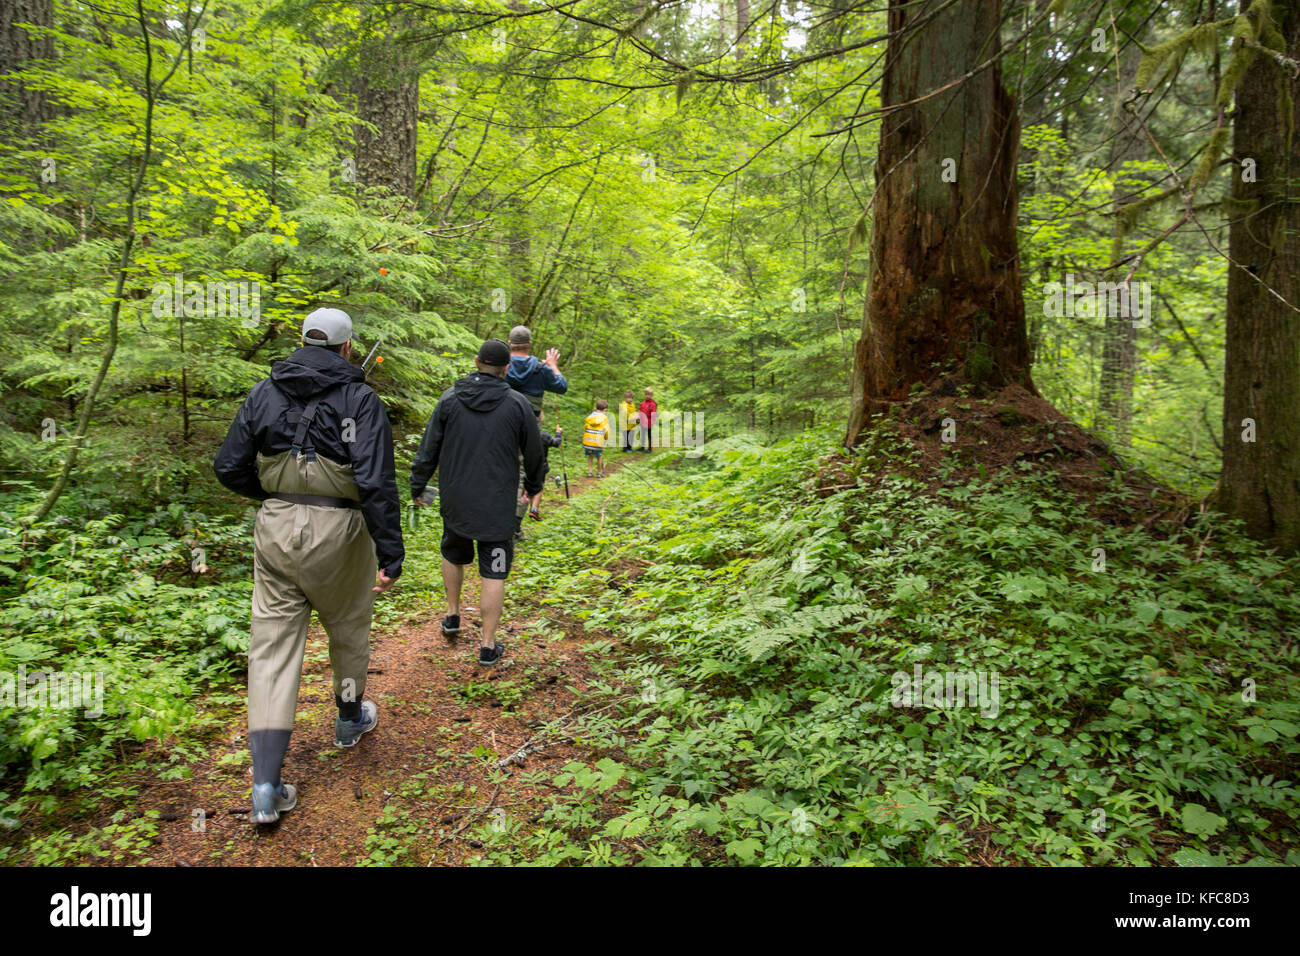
[505,325,567,414]
[413,369,541,540]
[583,401,611,477]
[583,408,610,447]
[213,307,402,825]
[504,325,566,533]
[411,339,546,666]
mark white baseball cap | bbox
[302,307,352,346]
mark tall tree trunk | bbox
[1220,0,1300,554]
[353,37,418,198]
[0,0,54,136]
[846,0,1032,443]
[1098,44,1147,448]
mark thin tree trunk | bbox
[29,2,196,523]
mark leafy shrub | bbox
[482,426,1300,866]
[0,501,253,817]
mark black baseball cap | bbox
[477,338,511,366]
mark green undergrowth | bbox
[0,429,445,858]
[0,500,256,849]
[474,426,1300,866]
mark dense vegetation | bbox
[1,0,1297,864]
[467,423,1300,865]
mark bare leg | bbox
[480,577,505,649]
[442,559,464,617]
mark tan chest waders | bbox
[247,385,378,788]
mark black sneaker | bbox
[477,642,506,667]
[528,506,541,521]
[441,614,460,640]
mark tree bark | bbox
[1098,44,1147,448]
[353,37,419,198]
[1219,0,1300,554]
[846,0,1032,443]
[0,0,54,136]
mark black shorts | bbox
[440,530,514,580]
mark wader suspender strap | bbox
[289,384,342,462]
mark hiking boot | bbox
[477,642,506,667]
[441,614,461,640]
[334,699,378,748]
[250,782,297,825]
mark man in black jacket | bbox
[411,339,545,666]
[213,307,404,824]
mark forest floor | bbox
[81,450,645,866]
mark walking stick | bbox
[554,393,570,499]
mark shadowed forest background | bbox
[1,0,1298,866]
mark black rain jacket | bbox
[410,370,545,541]
[213,346,405,578]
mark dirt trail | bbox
[104,454,641,866]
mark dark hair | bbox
[596,399,608,410]
[304,329,345,354]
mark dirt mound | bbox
[833,378,1194,529]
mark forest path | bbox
[115,448,642,866]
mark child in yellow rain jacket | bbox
[583,400,611,478]
[620,391,637,452]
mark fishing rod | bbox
[361,335,383,375]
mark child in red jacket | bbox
[638,388,658,452]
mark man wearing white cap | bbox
[214,307,405,825]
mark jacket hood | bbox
[507,354,540,383]
[454,370,512,412]
[270,346,364,400]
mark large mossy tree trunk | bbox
[1220,0,1300,554]
[846,0,1032,443]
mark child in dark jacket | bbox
[528,416,563,521]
